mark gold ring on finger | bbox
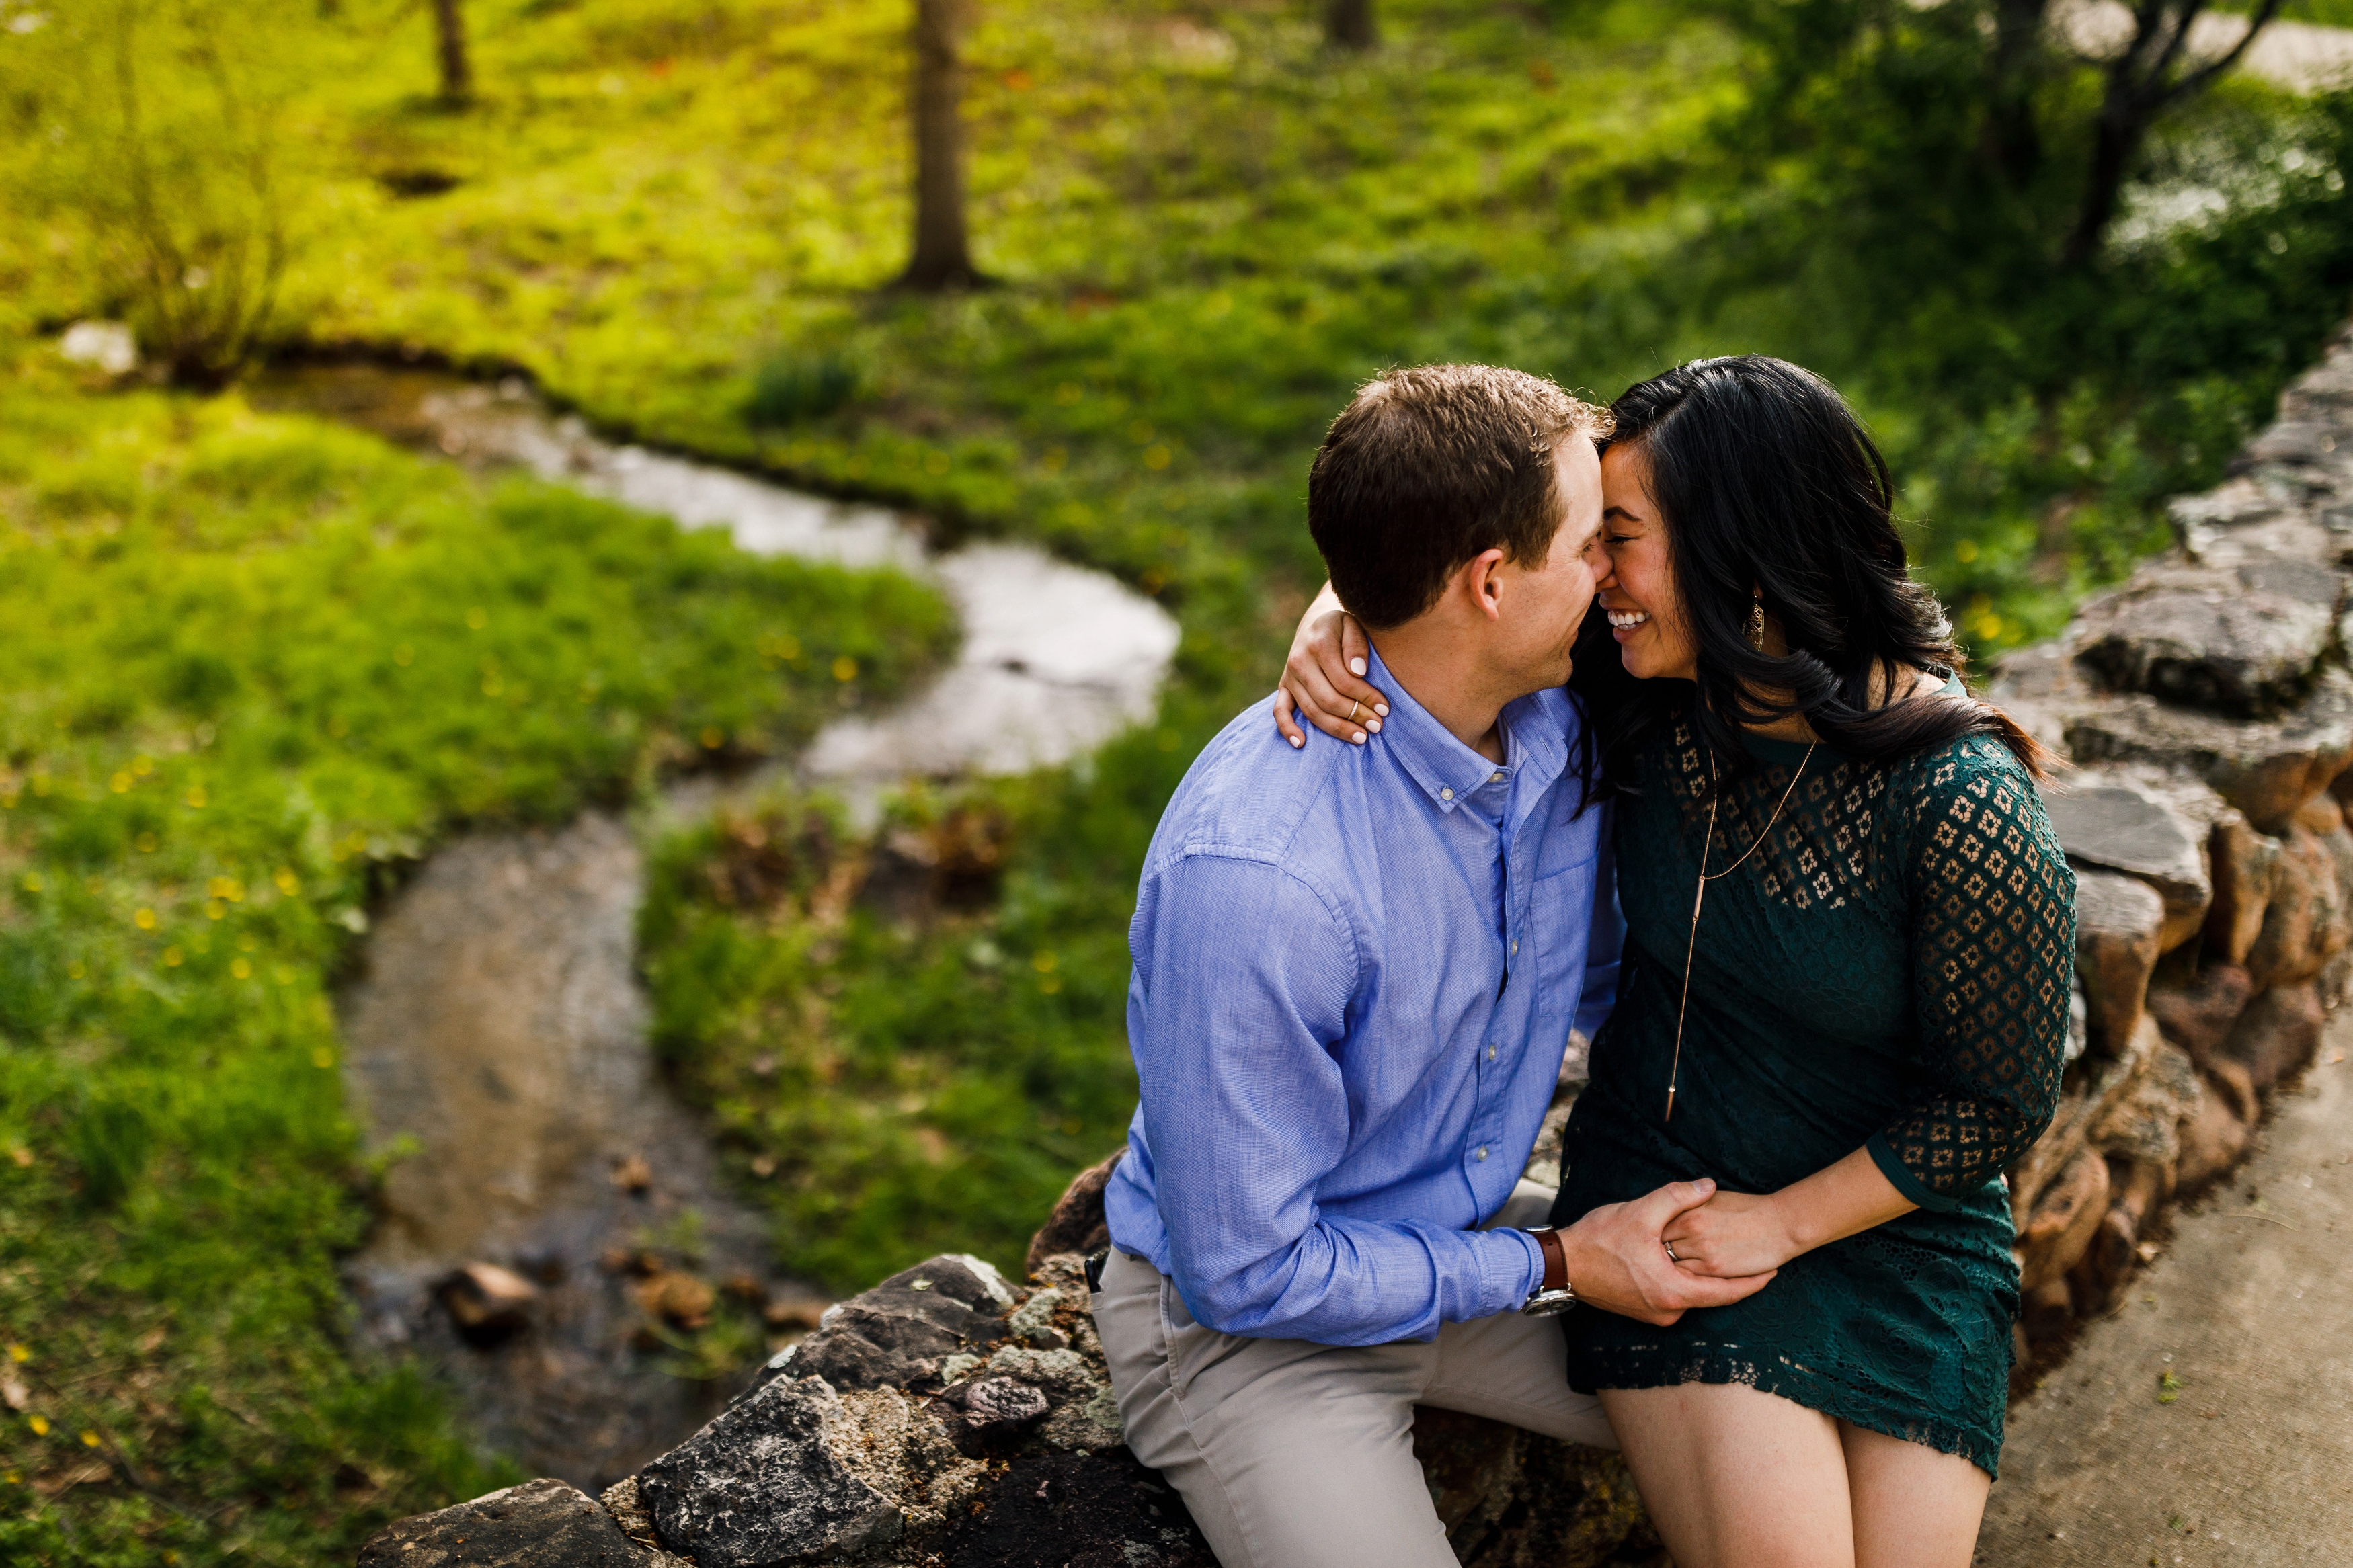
[1347,698,1363,723]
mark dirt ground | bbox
[1975,1018,2353,1566]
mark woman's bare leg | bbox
[1599,1385,1855,1568]
[1839,1421,1990,1568]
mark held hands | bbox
[1272,605,1388,748]
[1658,1186,1806,1280]
[1556,1178,1777,1327]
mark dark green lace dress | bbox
[1548,696,2076,1475]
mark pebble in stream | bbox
[274,364,1181,1488]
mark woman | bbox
[1274,356,2075,1568]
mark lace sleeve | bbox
[1869,744,2077,1212]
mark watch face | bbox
[1521,1290,1577,1317]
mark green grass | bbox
[0,347,952,1564]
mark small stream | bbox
[253,363,1178,1487]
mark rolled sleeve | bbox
[1865,1128,1962,1214]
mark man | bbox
[1090,366,1774,1568]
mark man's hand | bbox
[1556,1178,1777,1326]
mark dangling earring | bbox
[1747,586,1765,653]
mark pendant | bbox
[1663,1085,1676,1122]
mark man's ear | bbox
[1455,547,1509,624]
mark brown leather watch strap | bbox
[1531,1227,1566,1292]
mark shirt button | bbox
[1491,772,1504,782]
[1486,1046,1495,1061]
[1440,788,1453,800]
[1510,940,1519,954]
[1476,1146,1489,1161]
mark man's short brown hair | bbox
[1307,366,1611,630]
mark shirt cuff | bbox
[1866,1129,1963,1214]
[1484,1225,1546,1314]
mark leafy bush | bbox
[745,352,861,427]
[0,0,329,384]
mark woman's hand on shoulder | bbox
[1273,583,1388,749]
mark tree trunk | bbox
[433,0,471,106]
[2063,109,2135,269]
[1983,0,2049,188]
[893,0,982,291]
[1326,0,1375,52]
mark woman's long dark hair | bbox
[1568,354,2048,789]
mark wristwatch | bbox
[1520,1225,1577,1316]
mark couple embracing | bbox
[1085,358,2080,1568]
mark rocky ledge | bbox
[358,329,2353,1564]
[358,1198,1657,1568]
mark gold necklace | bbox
[1663,739,1817,1122]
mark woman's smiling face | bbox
[1597,442,1700,682]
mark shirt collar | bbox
[1364,645,1568,814]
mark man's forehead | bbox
[1554,438,1603,540]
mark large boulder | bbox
[2006,1015,2160,1231]
[2176,1059,2258,1192]
[1411,1408,1656,1568]
[621,1249,1159,1567]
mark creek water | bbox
[251,363,1178,1487]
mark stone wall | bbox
[355,332,2353,1565]
[1989,324,2353,1361]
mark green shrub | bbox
[745,353,861,428]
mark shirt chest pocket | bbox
[1524,853,1597,1023]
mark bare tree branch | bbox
[2166,0,2287,106]
[2065,0,2286,267]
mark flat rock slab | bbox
[1976,1021,2353,1566]
[2073,555,2344,718]
[2045,781,2210,949]
[357,1478,668,1568]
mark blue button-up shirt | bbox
[1103,646,1621,1346]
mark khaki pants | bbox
[1090,1181,1616,1568]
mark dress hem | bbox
[1568,1347,2001,1479]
